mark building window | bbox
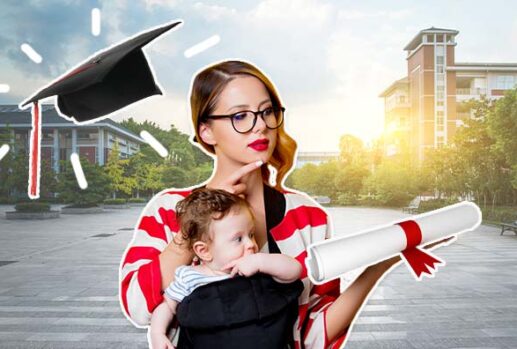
[436,56,444,64]
[495,75,516,89]
[426,34,433,43]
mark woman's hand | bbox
[374,235,456,272]
[209,160,263,197]
[423,235,456,250]
[150,333,175,349]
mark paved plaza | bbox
[0,204,516,348]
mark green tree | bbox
[56,157,109,206]
[288,163,320,195]
[487,88,517,193]
[364,159,416,206]
[104,142,135,198]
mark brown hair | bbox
[176,188,254,249]
[190,60,297,191]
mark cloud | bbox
[250,0,332,23]
[192,2,237,22]
[337,9,412,20]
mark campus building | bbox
[295,151,340,168]
[380,27,517,163]
[0,105,143,172]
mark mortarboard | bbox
[18,20,182,199]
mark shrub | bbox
[481,206,517,223]
[64,203,99,208]
[15,202,51,212]
[336,193,358,206]
[103,198,127,205]
[128,198,146,203]
[416,198,460,213]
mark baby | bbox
[150,188,302,349]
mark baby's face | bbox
[208,206,258,270]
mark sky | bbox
[1,0,517,152]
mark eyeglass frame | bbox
[200,106,286,134]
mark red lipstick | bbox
[248,139,269,151]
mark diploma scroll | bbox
[306,201,482,283]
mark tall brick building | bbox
[380,27,517,163]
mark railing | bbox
[456,88,486,95]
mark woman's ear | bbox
[192,241,212,262]
[198,122,216,146]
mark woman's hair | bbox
[190,60,297,191]
[175,188,254,249]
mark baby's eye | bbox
[234,236,242,242]
[249,232,255,239]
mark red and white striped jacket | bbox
[119,185,348,349]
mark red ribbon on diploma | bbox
[397,220,444,279]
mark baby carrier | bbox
[175,273,303,349]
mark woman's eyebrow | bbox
[226,99,271,113]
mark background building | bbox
[295,151,339,168]
[381,27,517,163]
[0,105,143,172]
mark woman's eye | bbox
[262,107,274,116]
[233,112,248,121]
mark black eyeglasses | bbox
[202,106,285,134]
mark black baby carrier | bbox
[175,273,303,349]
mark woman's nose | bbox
[253,113,267,132]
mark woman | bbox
[119,60,444,348]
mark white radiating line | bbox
[184,35,220,58]
[70,153,88,189]
[140,131,168,157]
[0,144,9,161]
[0,84,10,93]
[20,43,43,63]
[91,8,101,36]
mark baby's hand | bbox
[150,333,175,349]
[223,254,263,277]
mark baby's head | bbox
[176,188,258,270]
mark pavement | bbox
[0,204,516,348]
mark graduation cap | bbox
[18,20,182,199]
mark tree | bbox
[451,97,515,206]
[56,157,109,206]
[364,159,417,206]
[487,88,517,192]
[288,163,320,195]
[104,142,135,198]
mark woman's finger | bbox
[226,161,263,185]
[231,183,247,196]
[424,236,456,250]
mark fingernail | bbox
[256,160,263,167]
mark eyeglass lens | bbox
[232,107,283,133]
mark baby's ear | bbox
[192,241,212,262]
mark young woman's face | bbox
[200,75,278,166]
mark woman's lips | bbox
[248,139,269,151]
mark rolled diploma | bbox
[306,201,481,284]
